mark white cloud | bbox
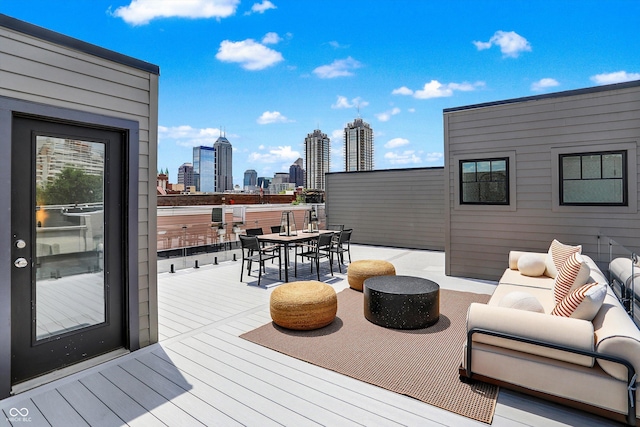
[112,0,239,25]
[262,32,281,45]
[531,78,560,91]
[159,125,232,147]
[590,71,640,85]
[473,30,531,58]
[246,0,276,15]
[375,107,401,122]
[328,41,349,49]
[384,137,409,149]
[256,111,293,124]
[394,80,484,99]
[384,150,421,165]
[408,108,416,113]
[248,145,300,164]
[331,96,369,109]
[216,39,283,70]
[424,152,444,163]
[391,86,414,96]
[313,57,362,78]
[331,129,343,142]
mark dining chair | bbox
[329,228,352,273]
[245,227,264,236]
[239,235,281,287]
[270,225,281,234]
[294,232,333,281]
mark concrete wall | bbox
[0,14,158,395]
[325,168,445,250]
[444,81,640,281]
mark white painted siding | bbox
[444,83,640,280]
[0,25,158,347]
[326,168,445,250]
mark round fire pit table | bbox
[363,275,439,329]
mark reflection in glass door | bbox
[34,136,106,340]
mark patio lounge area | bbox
[0,244,617,426]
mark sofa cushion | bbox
[498,291,545,313]
[499,268,555,291]
[593,292,640,381]
[551,283,607,320]
[489,282,556,313]
[553,253,591,304]
[545,239,582,279]
[517,253,547,277]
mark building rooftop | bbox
[0,244,615,426]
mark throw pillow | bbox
[517,253,546,277]
[544,239,582,278]
[498,291,545,313]
[551,283,607,320]
[553,252,591,304]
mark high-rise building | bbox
[214,135,233,192]
[304,129,330,190]
[289,157,304,187]
[344,117,374,171]
[243,169,257,192]
[192,146,215,192]
[177,162,194,188]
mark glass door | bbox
[11,116,126,385]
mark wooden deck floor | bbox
[1,245,618,426]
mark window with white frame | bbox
[460,158,509,205]
[560,151,627,205]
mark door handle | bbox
[14,258,28,268]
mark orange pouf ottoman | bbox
[347,260,396,291]
[270,281,337,330]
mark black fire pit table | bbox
[363,275,439,329]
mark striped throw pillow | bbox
[553,252,591,304]
[544,239,582,278]
[552,283,607,320]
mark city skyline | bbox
[2,1,639,187]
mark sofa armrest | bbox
[467,303,595,366]
[508,250,547,270]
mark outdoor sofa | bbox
[461,240,640,425]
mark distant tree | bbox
[38,166,103,205]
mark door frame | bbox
[0,96,140,398]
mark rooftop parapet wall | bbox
[157,193,297,206]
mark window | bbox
[460,158,509,204]
[560,151,627,205]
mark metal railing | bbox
[156,203,326,273]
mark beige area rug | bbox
[241,288,498,424]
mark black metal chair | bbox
[270,225,281,234]
[239,235,281,287]
[294,232,333,281]
[329,228,352,272]
[245,227,264,236]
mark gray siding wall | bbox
[326,168,445,250]
[0,25,158,347]
[444,83,640,281]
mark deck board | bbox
[0,245,623,426]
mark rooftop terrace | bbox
[0,244,616,426]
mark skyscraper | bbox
[304,129,330,190]
[177,162,194,188]
[192,146,215,192]
[289,157,304,187]
[243,169,257,192]
[214,135,233,192]
[344,117,374,171]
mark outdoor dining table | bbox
[258,230,335,282]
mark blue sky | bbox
[2,1,640,187]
